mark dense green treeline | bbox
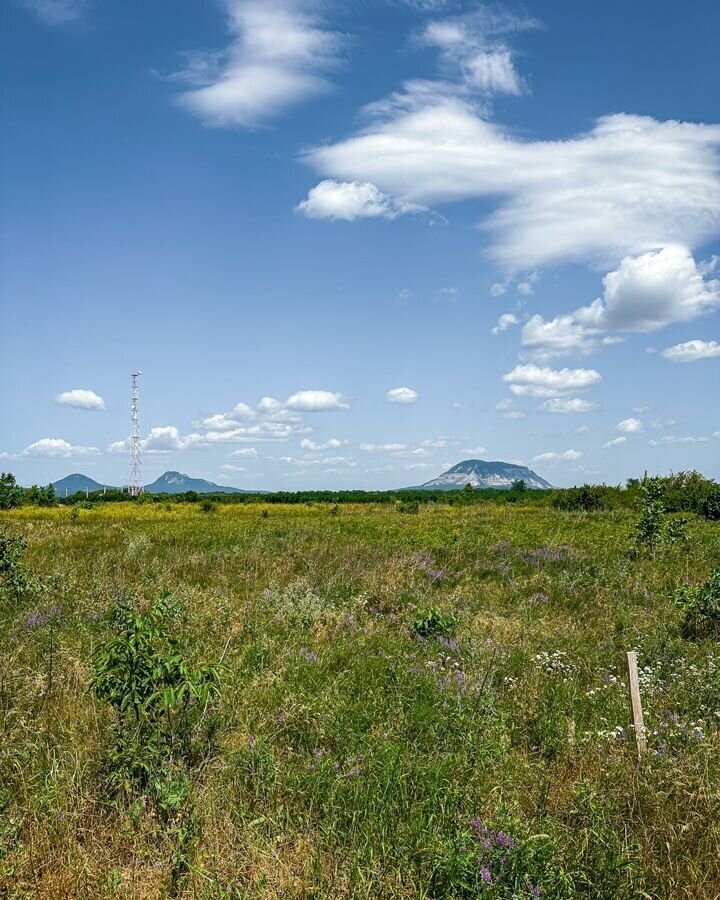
[2,470,718,518]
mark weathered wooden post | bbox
[626,650,647,756]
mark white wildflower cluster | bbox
[532,650,574,680]
[262,578,329,626]
[585,667,621,698]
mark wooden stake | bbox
[626,651,647,756]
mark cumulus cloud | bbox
[603,436,627,448]
[492,313,519,335]
[300,437,346,450]
[539,398,595,414]
[286,390,349,411]
[532,449,583,462]
[616,418,643,433]
[55,389,105,411]
[503,364,601,398]
[296,180,420,220]
[228,447,258,458]
[23,438,100,458]
[386,387,419,404]
[521,246,720,359]
[661,339,720,363]
[172,0,342,128]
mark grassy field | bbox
[1,501,719,898]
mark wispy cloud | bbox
[172,0,343,128]
[21,0,85,26]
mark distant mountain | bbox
[144,471,250,494]
[53,473,112,496]
[406,459,553,491]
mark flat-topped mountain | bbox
[144,471,249,494]
[409,459,552,491]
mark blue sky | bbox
[1,0,719,490]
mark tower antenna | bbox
[129,371,144,496]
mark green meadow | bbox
[1,500,719,898]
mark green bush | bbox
[92,592,225,809]
[412,606,457,638]
[674,568,720,637]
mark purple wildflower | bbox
[480,867,492,883]
[528,592,549,605]
[439,637,460,653]
[299,647,318,663]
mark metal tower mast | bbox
[129,371,143,496]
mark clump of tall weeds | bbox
[0,531,35,602]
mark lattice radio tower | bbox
[129,371,144,496]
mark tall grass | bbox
[1,501,718,897]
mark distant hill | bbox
[406,459,553,491]
[144,471,250,494]
[52,473,112,496]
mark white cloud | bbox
[386,387,419,404]
[503,364,601,397]
[616,417,643,433]
[496,397,526,419]
[661,339,720,363]
[286,390,349,411]
[360,442,409,453]
[492,313,519,335]
[23,438,100,458]
[300,437,346,450]
[490,282,507,297]
[532,449,583,462]
[173,0,342,128]
[603,436,627,448]
[540,398,596,414]
[22,0,85,25]
[418,9,538,97]
[648,434,710,445]
[55,389,105,411]
[462,445,487,454]
[304,101,720,269]
[522,246,720,359]
[221,463,247,473]
[451,401,465,409]
[404,462,435,470]
[296,180,420,220]
[577,245,720,332]
[228,447,258,458]
[517,272,539,296]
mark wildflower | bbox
[439,637,460,653]
[527,592,549,605]
[299,647,318,663]
[480,866,492,883]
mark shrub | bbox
[0,532,32,601]
[633,477,688,554]
[674,568,720,637]
[92,592,225,809]
[701,486,720,521]
[199,499,216,513]
[0,473,22,510]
